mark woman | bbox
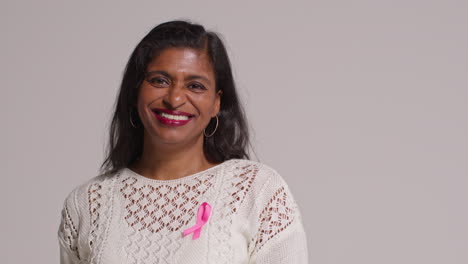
[58,20,308,264]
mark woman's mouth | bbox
[151,108,195,126]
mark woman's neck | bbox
[129,136,217,181]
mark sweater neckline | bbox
[122,159,235,184]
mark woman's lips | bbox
[151,108,194,126]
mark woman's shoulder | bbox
[221,158,299,210]
[225,159,307,260]
[224,158,300,210]
[60,169,121,213]
[223,158,290,188]
[58,169,121,253]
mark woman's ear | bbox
[214,89,223,116]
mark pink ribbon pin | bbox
[183,202,212,240]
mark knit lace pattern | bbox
[58,159,308,264]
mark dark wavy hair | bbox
[99,20,250,175]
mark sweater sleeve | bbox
[248,167,309,264]
[57,188,82,264]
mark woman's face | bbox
[136,47,221,146]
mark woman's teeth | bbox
[159,112,190,120]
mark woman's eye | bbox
[148,77,169,87]
[188,83,206,91]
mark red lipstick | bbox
[151,108,194,126]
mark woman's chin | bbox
[147,131,203,146]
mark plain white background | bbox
[2,0,467,263]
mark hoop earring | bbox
[130,108,139,128]
[204,115,219,137]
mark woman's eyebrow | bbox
[185,75,211,84]
[146,70,212,84]
[146,70,171,78]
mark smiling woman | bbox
[137,47,221,148]
[57,20,308,264]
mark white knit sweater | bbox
[58,159,308,264]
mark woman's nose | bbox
[162,83,186,109]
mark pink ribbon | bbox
[182,202,212,240]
